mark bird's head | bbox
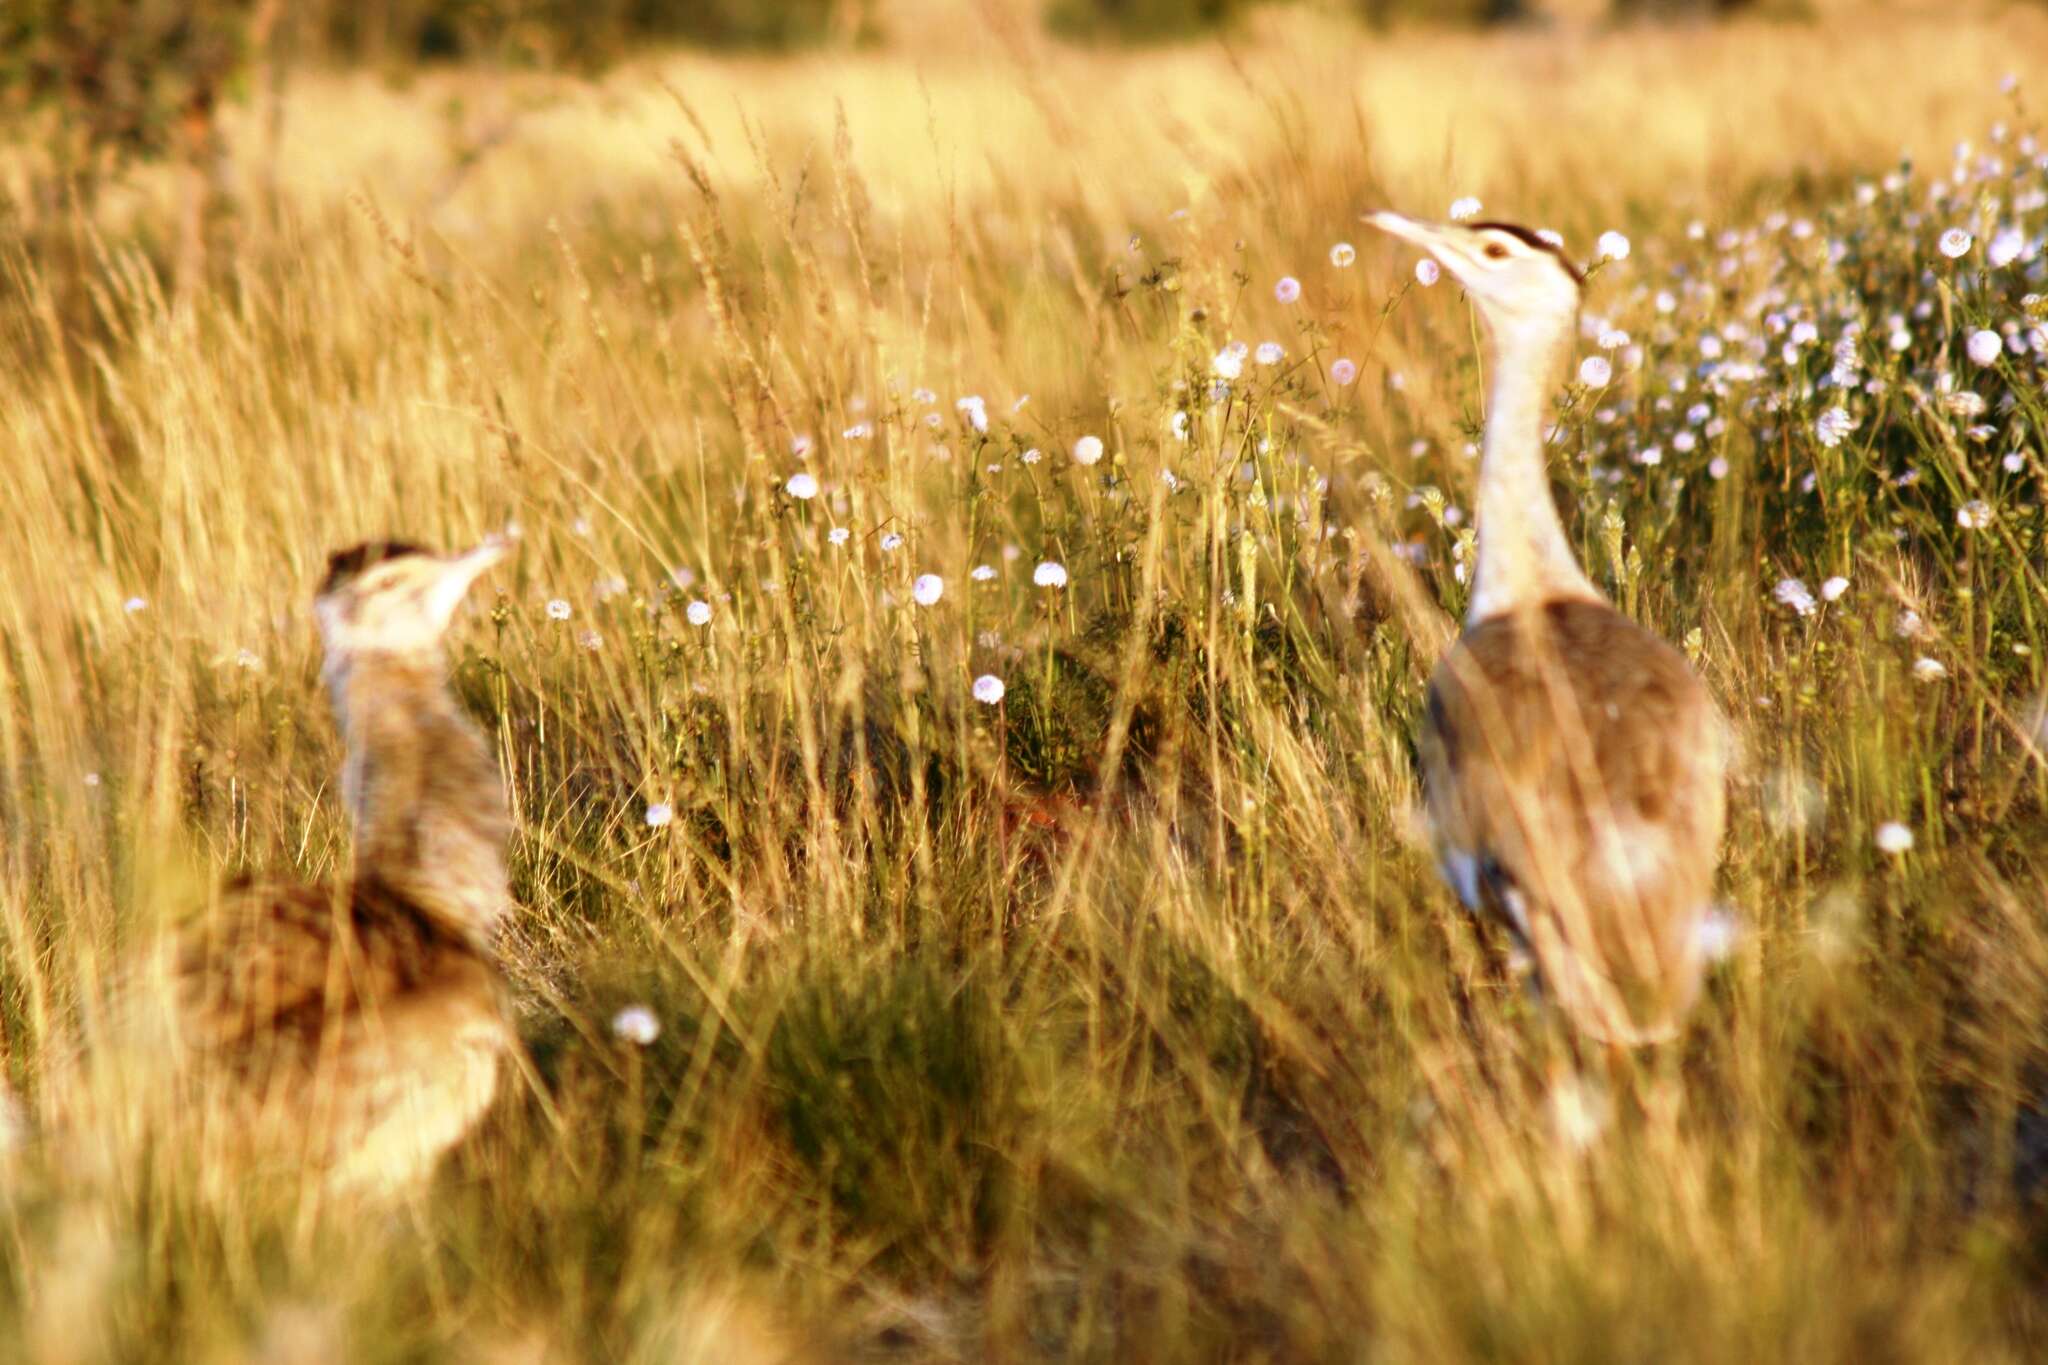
[314,537,508,659]
[1368,211,1583,340]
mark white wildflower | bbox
[1033,561,1068,588]
[912,573,945,606]
[1595,230,1631,262]
[1814,407,1856,448]
[972,674,1006,705]
[685,600,712,626]
[786,471,820,500]
[1874,822,1915,855]
[1939,227,1974,259]
[611,1005,661,1046]
[1274,276,1302,304]
[645,802,674,828]
[1773,578,1818,616]
[1329,242,1356,267]
[1448,196,1483,221]
[1966,330,2004,367]
[1578,355,1613,387]
[1072,434,1105,466]
[1820,575,1849,601]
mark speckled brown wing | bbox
[165,878,510,1192]
[1419,600,1728,1043]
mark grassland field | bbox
[4,2,2048,1360]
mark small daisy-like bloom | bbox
[1020,447,1043,465]
[123,596,147,614]
[971,564,997,582]
[1273,276,1302,304]
[843,422,873,440]
[1874,821,1915,855]
[1598,329,1629,350]
[1956,499,1993,529]
[1033,561,1068,588]
[912,573,945,606]
[1211,347,1244,380]
[83,771,101,788]
[546,599,573,621]
[1708,456,1730,480]
[2004,452,2026,472]
[1789,320,1819,348]
[578,629,603,651]
[1814,407,1856,448]
[1821,575,1850,601]
[1912,656,1948,681]
[1595,230,1631,262]
[1255,341,1285,366]
[645,802,674,828]
[611,1005,661,1046]
[1635,445,1663,467]
[880,532,904,552]
[234,648,262,670]
[1773,578,1818,616]
[827,526,850,546]
[1414,258,1441,287]
[1170,411,1191,441]
[786,471,820,500]
[1938,227,1974,259]
[1331,357,1359,385]
[956,395,989,434]
[685,600,712,626]
[1889,329,1912,352]
[1578,355,1613,387]
[1072,434,1105,466]
[1966,330,2003,367]
[1448,196,1482,221]
[1535,228,1565,248]
[972,674,1006,705]
[791,433,814,457]
[1895,608,1925,639]
[1989,227,2027,268]
[1329,242,1356,267]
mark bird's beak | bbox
[1368,210,1462,259]
[426,536,509,623]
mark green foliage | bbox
[1045,0,1249,42]
[0,0,260,170]
[307,0,863,66]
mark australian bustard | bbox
[132,538,516,1193]
[1370,212,1729,1046]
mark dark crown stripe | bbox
[1469,221,1586,284]
[321,540,432,596]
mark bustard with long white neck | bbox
[1371,212,1729,1046]
[128,538,517,1194]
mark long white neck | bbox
[1464,312,1603,625]
[325,649,511,949]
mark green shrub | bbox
[1045,0,1248,42]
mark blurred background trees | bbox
[0,0,1801,286]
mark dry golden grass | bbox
[2,4,2047,1360]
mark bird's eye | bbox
[1483,241,1511,260]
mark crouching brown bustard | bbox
[127,538,517,1194]
[1370,212,1729,1046]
